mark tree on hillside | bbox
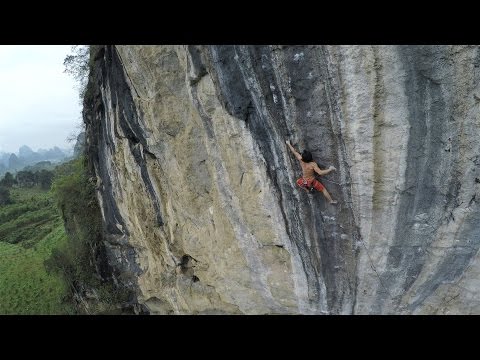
[64,45,90,101]
[73,132,86,158]
[0,186,12,205]
[0,172,15,188]
[16,170,36,188]
[37,169,54,189]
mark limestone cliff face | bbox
[84,45,480,314]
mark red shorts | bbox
[296,177,325,192]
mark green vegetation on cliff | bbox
[47,157,127,314]
[48,158,103,289]
[0,158,124,314]
[0,187,73,314]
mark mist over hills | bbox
[0,144,74,175]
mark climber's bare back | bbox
[300,161,317,180]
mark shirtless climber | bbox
[286,140,338,204]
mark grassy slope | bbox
[0,187,73,314]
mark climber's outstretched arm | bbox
[286,140,302,161]
[314,163,336,176]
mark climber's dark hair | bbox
[301,150,313,163]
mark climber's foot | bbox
[330,200,338,205]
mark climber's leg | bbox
[322,188,337,204]
[313,180,337,204]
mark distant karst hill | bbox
[0,145,71,175]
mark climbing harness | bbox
[301,178,315,192]
[298,177,317,193]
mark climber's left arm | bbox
[314,163,336,176]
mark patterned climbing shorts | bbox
[296,177,325,192]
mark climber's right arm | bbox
[286,140,302,161]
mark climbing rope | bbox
[357,237,392,298]
[320,174,393,299]
[321,176,345,186]
[285,136,393,303]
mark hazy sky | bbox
[0,45,82,153]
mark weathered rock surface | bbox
[84,45,480,314]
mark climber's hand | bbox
[286,140,290,145]
[329,166,336,172]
